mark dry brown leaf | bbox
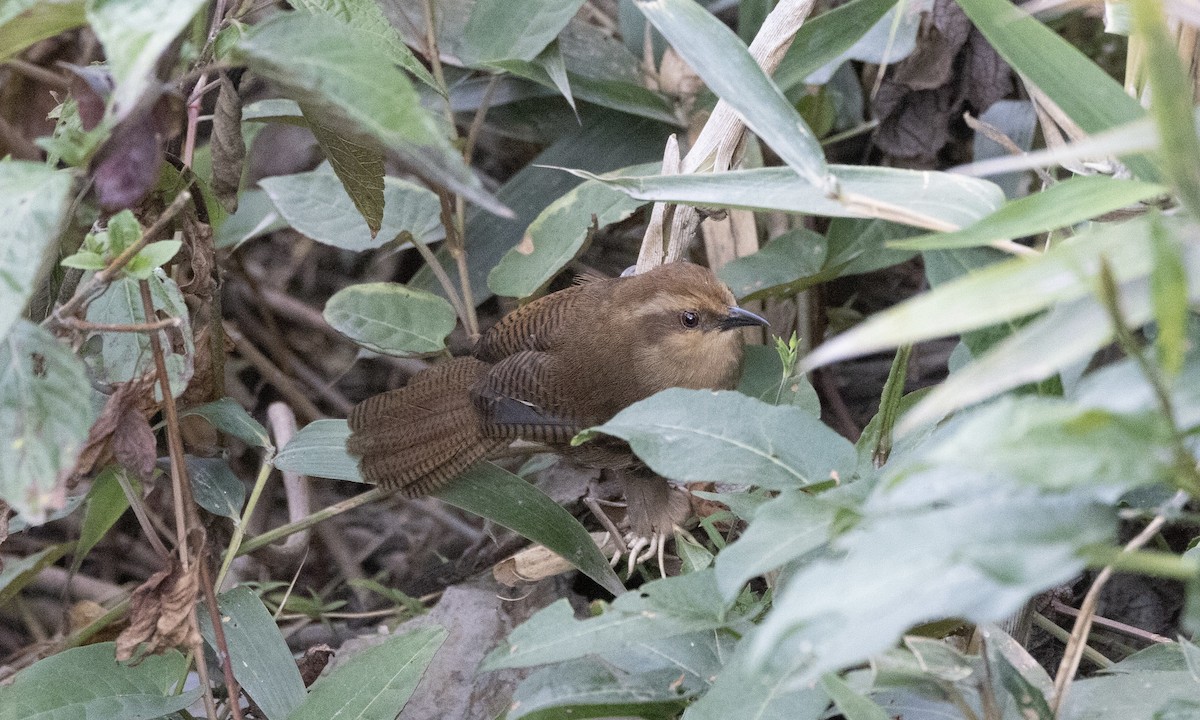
[112,401,157,480]
[297,644,335,686]
[210,73,245,213]
[873,0,1013,164]
[115,555,200,662]
[73,376,157,479]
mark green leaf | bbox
[1130,0,1200,209]
[127,239,182,278]
[305,110,386,238]
[461,0,587,64]
[487,163,657,299]
[86,0,208,116]
[736,344,820,413]
[181,397,271,449]
[231,13,506,216]
[289,0,438,90]
[260,167,443,251]
[273,419,361,482]
[1150,218,1189,378]
[683,635,831,720]
[187,456,246,520]
[896,278,1155,433]
[323,282,457,356]
[0,321,96,525]
[890,177,1168,251]
[952,0,1155,180]
[508,657,695,719]
[713,490,837,601]
[107,209,141,252]
[85,274,193,395]
[821,672,890,720]
[435,462,626,597]
[0,161,73,342]
[634,0,829,186]
[718,228,827,301]
[290,626,446,720]
[410,109,672,305]
[0,642,201,720]
[803,215,1162,371]
[574,164,1005,230]
[773,0,899,92]
[75,466,130,562]
[215,187,287,249]
[0,0,85,62]
[983,626,1053,720]
[0,544,71,608]
[1058,672,1200,719]
[61,251,108,270]
[581,389,856,490]
[484,570,731,670]
[746,394,1168,684]
[197,586,307,720]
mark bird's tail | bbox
[347,357,505,496]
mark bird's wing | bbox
[472,282,594,362]
[470,350,584,443]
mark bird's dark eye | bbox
[680,310,700,328]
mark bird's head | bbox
[618,263,768,392]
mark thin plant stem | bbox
[237,488,388,557]
[214,454,274,590]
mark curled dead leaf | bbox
[115,554,200,662]
[74,376,158,480]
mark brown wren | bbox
[346,262,767,554]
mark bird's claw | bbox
[607,531,669,577]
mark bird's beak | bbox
[719,306,769,330]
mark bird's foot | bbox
[608,529,673,578]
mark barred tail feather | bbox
[347,357,504,496]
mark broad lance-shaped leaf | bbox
[802,214,1161,371]
[87,0,208,116]
[273,420,626,595]
[260,166,443,252]
[305,110,386,238]
[747,395,1175,684]
[895,278,1156,434]
[890,176,1168,251]
[435,462,627,596]
[0,643,201,720]
[572,164,1005,231]
[324,282,457,357]
[580,389,856,490]
[0,161,73,342]
[461,0,587,64]
[231,13,508,217]
[713,490,839,601]
[718,227,828,301]
[488,162,659,299]
[289,0,438,91]
[0,321,96,525]
[683,633,831,720]
[197,587,306,720]
[484,569,731,670]
[773,0,899,92]
[289,626,447,720]
[273,419,360,482]
[634,0,830,187]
